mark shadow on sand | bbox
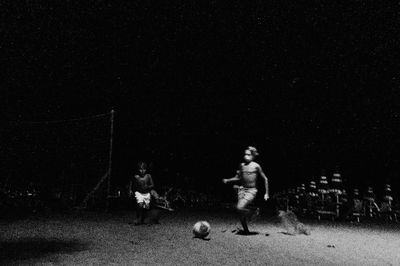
[235,230,260,236]
[278,231,296,236]
[0,237,88,263]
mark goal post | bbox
[0,109,115,211]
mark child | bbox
[222,146,269,234]
[128,162,154,225]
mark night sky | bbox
[1,1,400,194]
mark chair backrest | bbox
[353,199,363,212]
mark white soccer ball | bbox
[193,221,211,238]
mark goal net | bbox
[0,111,113,212]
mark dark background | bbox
[1,1,399,197]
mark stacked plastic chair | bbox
[297,183,307,215]
[316,174,336,221]
[318,175,329,197]
[379,184,397,222]
[363,186,380,218]
[287,188,298,211]
[329,172,343,218]
[350,188,363,222]
[306,180,318,216]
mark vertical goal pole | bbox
[106,109,115,211]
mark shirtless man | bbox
[223,146,269,234]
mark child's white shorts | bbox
[135,191,151,209]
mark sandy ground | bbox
[0,210,399,265]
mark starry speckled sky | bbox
[1,1,400,191]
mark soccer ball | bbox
[193,221,211,238]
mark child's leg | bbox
[140,208,147,223]
[236,187,258,233]
[139,199,153,224]
[237,199,259,218]
[134,209,142,225]
[248,205,260,221]
[239,216,249,232]
[134,202,146,225]
[237,199,251,232]
[134,192,151,225]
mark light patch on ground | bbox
[0,211,399,265]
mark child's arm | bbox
[257,165,269,200]
[147,174,154,190]
[222,170,240,184]
[128,178,134,197]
